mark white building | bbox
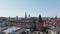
[2,26,20,34]
[25,29,31,34]
[48,30,57,34]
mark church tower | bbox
[36,14,44,31]
[25,12,27,19]
[28,14,30,18]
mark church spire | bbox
[38,14,43,23]
[25,12,27,18]
[28,14,30,18]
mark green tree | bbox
[6,22,13,27]
[38,14,43,23]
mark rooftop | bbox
[3,26,20,34]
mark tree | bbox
[38,14,43,23]
[6,22,13,27]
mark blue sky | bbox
[0,0,60,17]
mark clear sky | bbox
[0,0,60,17]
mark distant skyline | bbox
[0,0,60,17]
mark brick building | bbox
[45,18,60,29]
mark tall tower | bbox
[28,14,30,18]
[36,14,44,31]
[16,16,18,20]
[9,16,11,19]
[9,16,11,21]
[55,15,57,19]
[25,12,27,18]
